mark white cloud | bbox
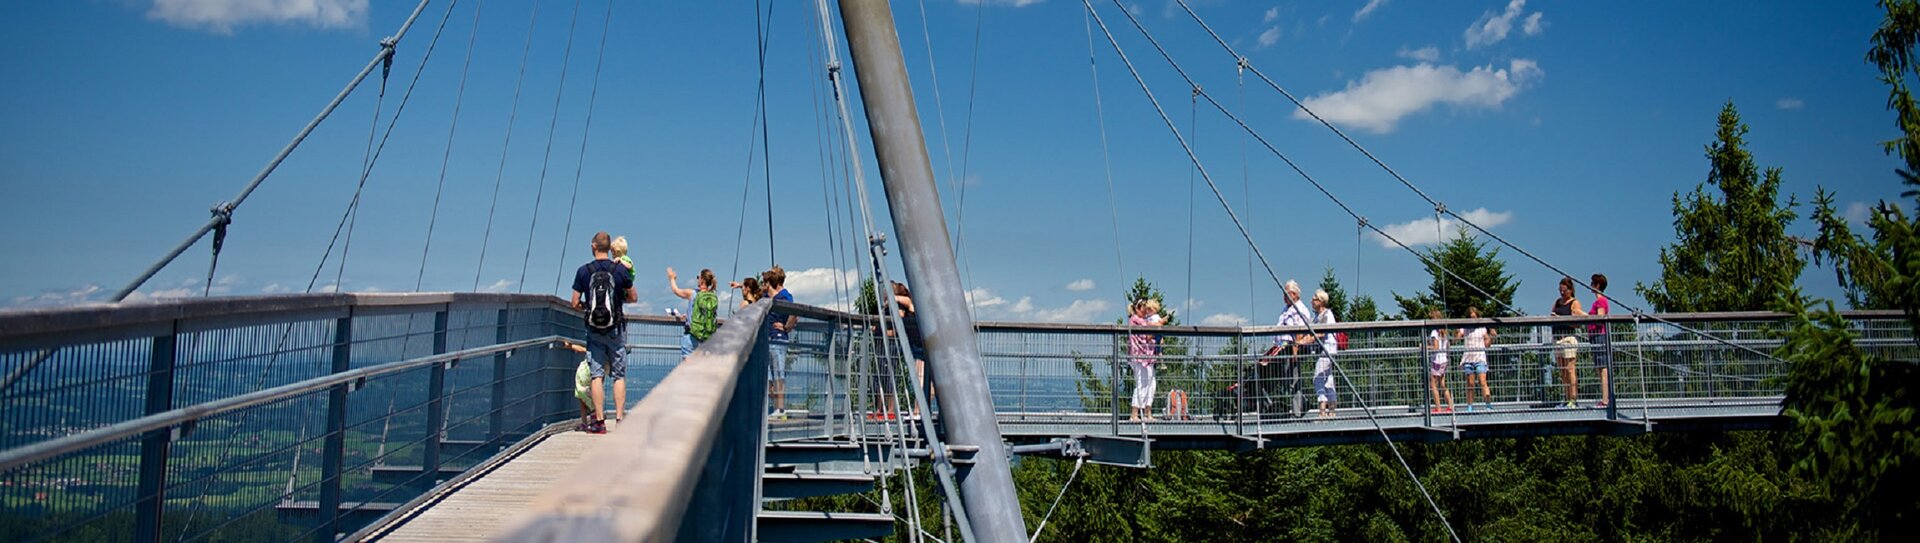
[1258,26,1283,48]
[966,288,1009,308]
[1065,279,1096,291]
[479,279,514,293]
[1777,98,1805,110]
[261,283,287,294]
[8,285,105,308]
[1396,45,1441,62]
[1263,7,1280,24]
[1128,3,1144,16]
[1201,313,1249,326]
[147,0,368,34]
[1293,59,1543,133]
[1354,0,1388,22]
[317,283,341,293]
[123,287,196,303]
[1011,297,1035,314]
[957,0,1044,7]
[1370,208,1514,248]
[1463,0,1542,49]
[1028,299,1113,323]
[1845,201,1873,225]
[782,267,859,305]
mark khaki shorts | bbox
[1555,336,1580,359]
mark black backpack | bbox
[584,267,619,334]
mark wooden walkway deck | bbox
[363,427,605,542]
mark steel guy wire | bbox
[516,0,586,293]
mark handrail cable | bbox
[1081,2,1461,540]
[471,0,543,291]
[551,0,617,295]
[515,0,587,293]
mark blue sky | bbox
[0,0,1903,326]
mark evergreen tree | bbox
[1637,101,1803,312]
[1317,267,1349,320]
[1778,2,1920,536]
[1391,226,1521,319]
[1349,295,1382,322]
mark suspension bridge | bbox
[0,1,1892,542]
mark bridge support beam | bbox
[133,323,176,543]
[318,314,352,543]
[837,1,1029,541]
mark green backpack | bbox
[689,290,720,341]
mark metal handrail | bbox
[498,298,773,542]
[768,299,1904,336]
[0,334,580,473]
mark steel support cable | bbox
[1164,0,1785,365]
[1186,90,1199,321]
[757,0,777,265]
[951,1,987,312]
[330,43,388,292]
[1089,0,1515,318]
[109,0,435,303]
[1082,2,1463,540]
[1081,9,1129,300]
[170,5,463,534]
[552,0,615,295]
[727,101,764,296]
[419,0,489,293]
[801,8,847,309]
[914,0,962,244]
[472,0,543,291]
[1028,456,1087,543]
[811,1,977,540]
[1242,66,1256,324]
[728,0,777,297]
[516,0,587,293]
[1078,0,1289,298]
[317,0,465,295]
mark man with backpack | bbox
[667,267,721,355]
[571,232,637,434]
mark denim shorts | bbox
[1461,361,1488,375]
[768,341,789,381]
[585,328,625,380]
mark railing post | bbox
[424,309,449,483]
[1604,318,1618,420]
[133,321,177,543]
[318,314,352,543]
[1420,324,1432,426]
[1110,332,1121,436]
[490,308,509,442]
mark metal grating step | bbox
[761,472,878,500]
[757,510,894,543]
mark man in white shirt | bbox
[1258,280,1311,417]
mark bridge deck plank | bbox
[369,428,601,542]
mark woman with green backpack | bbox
[667,267,721,355]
